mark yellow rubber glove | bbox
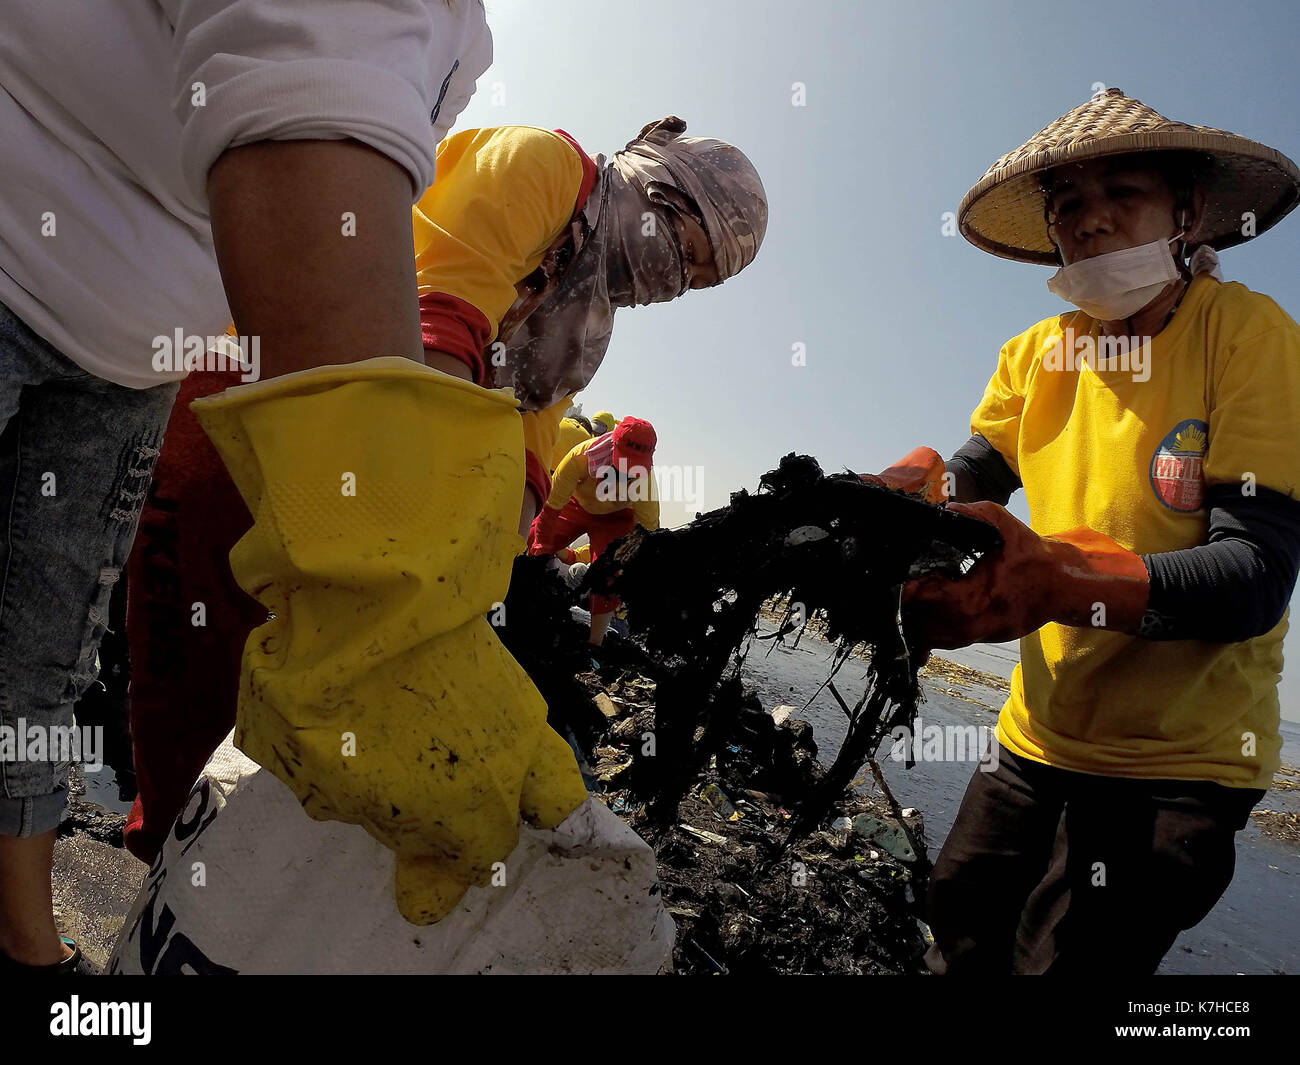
[191,357,587,924]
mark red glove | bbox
[526,511,545,555]
[860,446,948,504]
[902,501,1150,649]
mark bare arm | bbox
[207,139,449,380]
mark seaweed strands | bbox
[583,453,1002,841]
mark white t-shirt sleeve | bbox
[430,12,493,143]
[160,0,492,204]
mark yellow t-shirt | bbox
[971,276,1300,790]
[547,436,660,531]
[413,126,584,340]
[411,127,588,497]
[552,416,593,473]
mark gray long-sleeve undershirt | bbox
[945,433,1300,642]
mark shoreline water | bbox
[739,620,1300,975]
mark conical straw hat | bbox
[958,88,1300,264]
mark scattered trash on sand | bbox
[919,656,1011,695]
[1251,808,1300,844]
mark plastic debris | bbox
[785,525,829,546]
[770,705,797,725]
[700,782,742,822]
[593,745,634,782]
[677,823,728,844]
[850,813,918,862]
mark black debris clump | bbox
[499,455,1001,973]
[581,454,1000,835]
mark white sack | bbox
[109,733,673,974]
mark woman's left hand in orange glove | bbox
[903,501,1150,649]
[860,446,948,503]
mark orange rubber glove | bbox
[860,446,948,504]
[902,501,1150,649]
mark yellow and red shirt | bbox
[547,436,660,532]
[411,125,598,504]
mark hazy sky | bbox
[458,0,1300,718]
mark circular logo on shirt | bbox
[1148,418,1208,512]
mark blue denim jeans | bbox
[0,301,177,835]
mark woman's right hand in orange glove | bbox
[901,501,1150,649]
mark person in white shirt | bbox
[0,0,490,972]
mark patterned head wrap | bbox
[486,117,768,411]
[617,116,768,284]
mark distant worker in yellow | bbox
[549,408,595,566]
[530,417,659,645]
[551,408,593,474]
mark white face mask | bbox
[1046,232,1184,320]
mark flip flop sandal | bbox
[0,936,100,975]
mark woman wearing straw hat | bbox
[871,88,1300,973]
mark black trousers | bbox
[925,744,1265,975]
